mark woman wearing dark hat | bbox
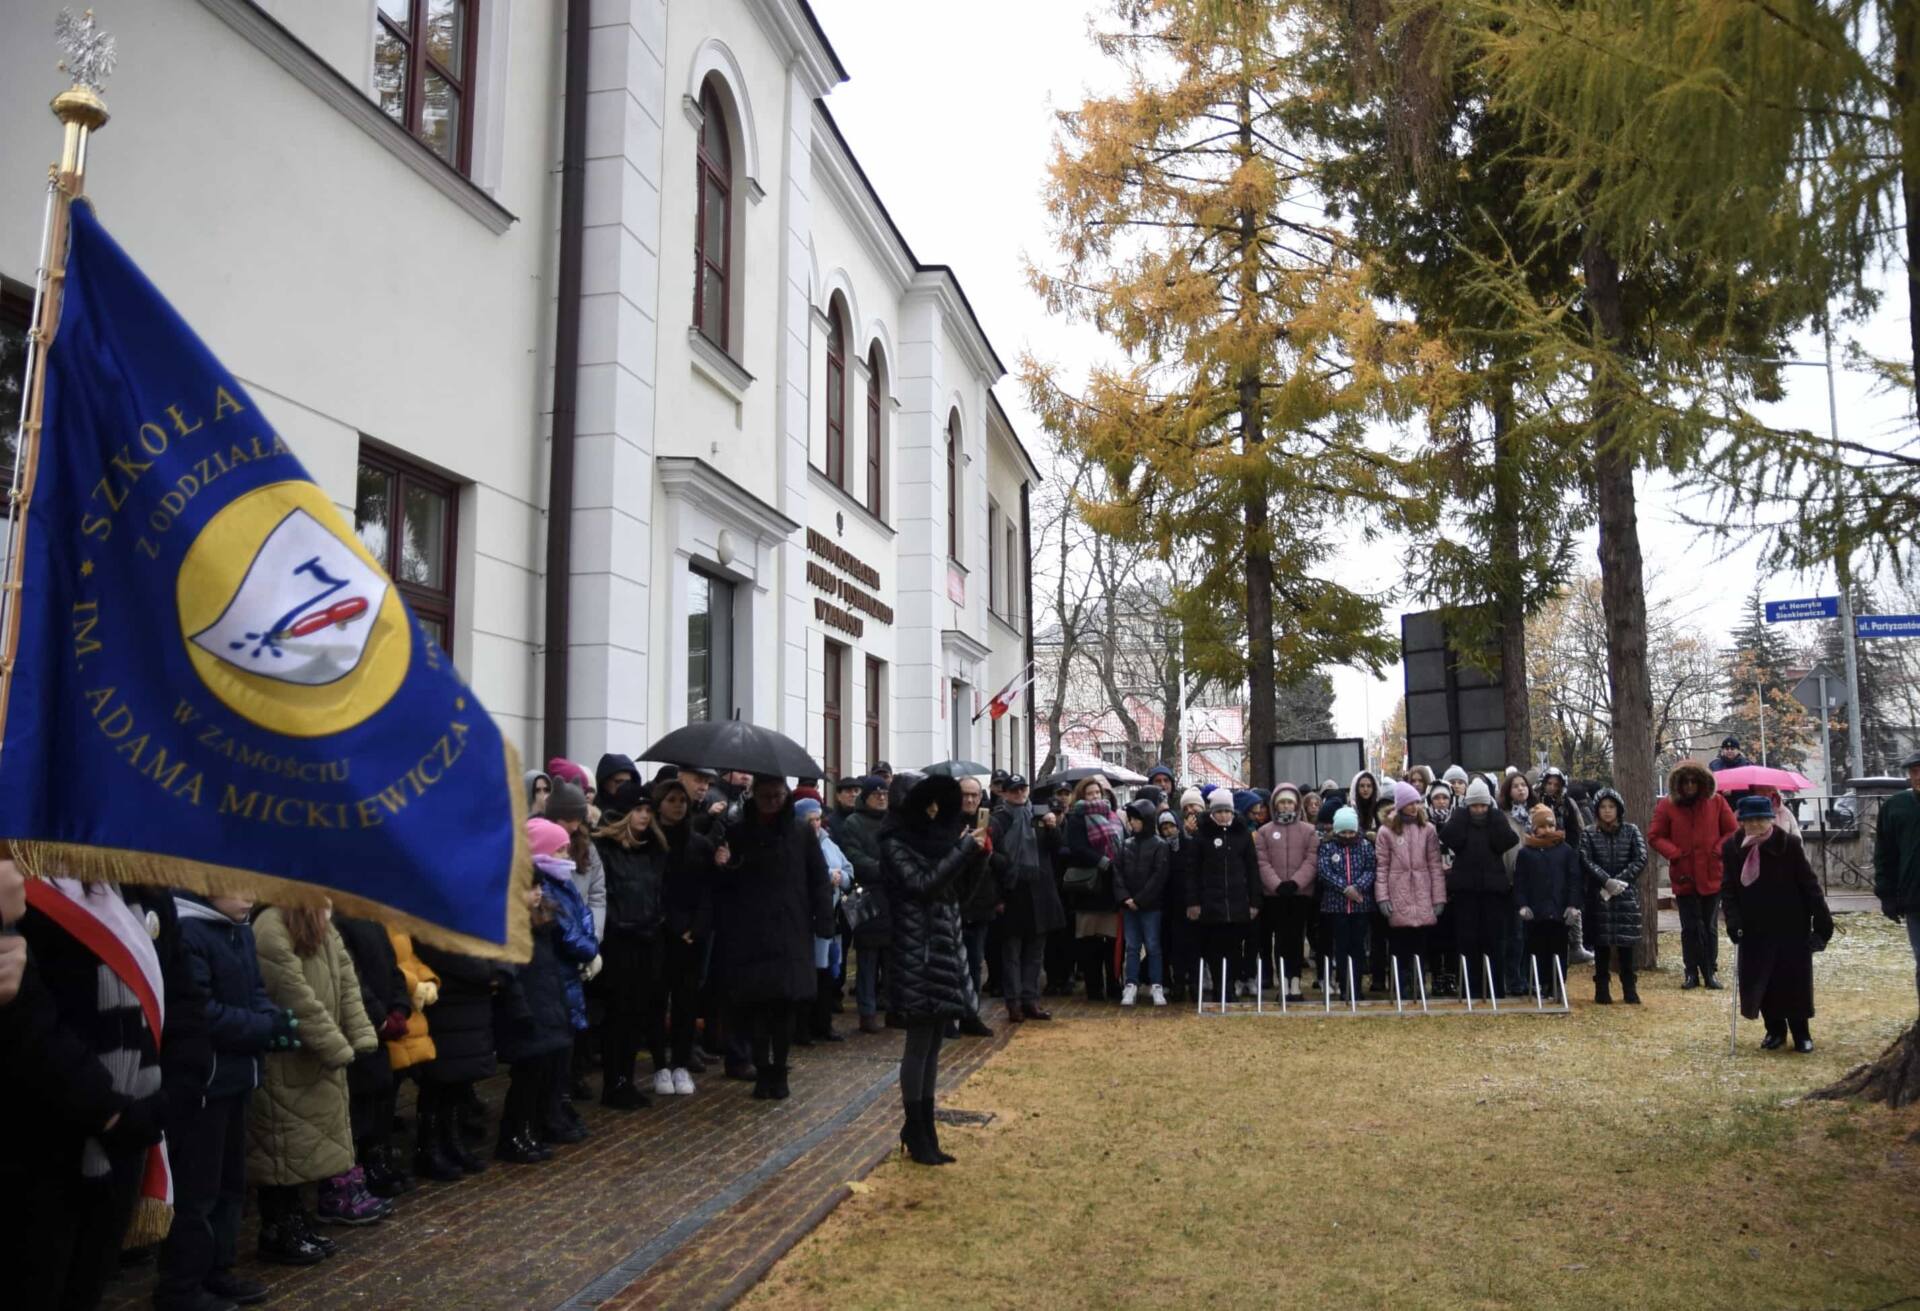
[654,777,715,1090]
[709,776,834,1099]
[990,773,1066,1022]
[1723,794,1833,1052]
[592,782,669,1106]
[838,776,893,1033]
[879,771,978,1165]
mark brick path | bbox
[98,1010,1033,1311]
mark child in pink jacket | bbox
[1376,781,1446,995]
[1256,784,1321,1002]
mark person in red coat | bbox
[1648,761,1737,989]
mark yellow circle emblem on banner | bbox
[178,480,411,738]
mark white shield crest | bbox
[189,508,390,687]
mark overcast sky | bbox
[809,0,1914,745]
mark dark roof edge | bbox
[796,0,852,81]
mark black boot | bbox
[1620,970,1641,1005]
[900,1102,944,1166]
[440,1101,487,1174]
[412,1106,462,1183]
[771,1064,791,1101]
[958,1011,993,1037]
[1682,966,1700,990]
[1702,970,1723,990]
[363,1143,411,1197]
[1593,967,1613,1005]
[920,1098,955,1164]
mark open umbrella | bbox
[922,759,992,777]
[1708,764,1816,793]
[639,720,822,781]
[1035,763,1144,790]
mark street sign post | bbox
[1856,614,1920,639]
[1764,596,1839,623]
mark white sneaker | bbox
[1150,984,1167,1007]
[652,1068,676,1097]
[671,1068,695,1096]
[1120,982,1138,1007]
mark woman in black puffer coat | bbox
[410,943,500,1177]
[880,771,979,1166]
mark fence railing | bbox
[1786,793,1877,892]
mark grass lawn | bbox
[746,916,1920,1311]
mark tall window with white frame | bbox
[693,81,732,354]
[946,412,961,563]
[866,347,885,516]
[1005,518,1021,627]
[987,501,1001,614]
[353,446,458,650]
[687,567,735,723]
[823,641,846,781]
[825,302,847,487]
[373,0,478,172]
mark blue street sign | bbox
[1857,614,1920,639]
[1764,595,1839,623]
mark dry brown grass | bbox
[745,918,1920,1311]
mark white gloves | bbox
[1517,906,1534,922]
[1377,900,1394,919]
[1563,907,1578,924]
[412,980,438,1010]
[1603,878,1628,898]
[583,954,604,982]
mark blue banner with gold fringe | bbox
[0,203,529,959]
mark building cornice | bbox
[943,627,993,667]
[809,120,916,293]
[656,457,800,546]
[907,271,1004,383]
[744,0,848,99]
[198,0,516,235]
[986,392,1044,485]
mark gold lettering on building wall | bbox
[805,528,894,627]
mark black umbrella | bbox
[1034,764,1117,790]
[922,758,991,777]
[639,720,821,781]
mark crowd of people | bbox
[4,734,1917,1311]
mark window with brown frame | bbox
[823,640,846,782]
[373,0,478,173]
[866,346,884,515]
[1006,518,1021,626]
[987,501,1001,615]
[0,284,28,510]
[353,445,458,651]
[825,303,847,487]
[865,655,884,773]
[694,82,732,352]
[946,412,961,563]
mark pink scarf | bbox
[1740,823,1773,886]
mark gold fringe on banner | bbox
[123,1196,173,1249]
[10,742,535,964]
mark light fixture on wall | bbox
[716,529,736,567]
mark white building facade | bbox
[0,0,1038,780]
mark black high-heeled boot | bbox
[412,1103,462,1183]
[920,1099,955,1165]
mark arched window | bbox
[694,81,732,351]
[946,410,962,562]
[865,345,885,515]
[825,301,847,486]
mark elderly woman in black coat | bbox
[1723,793,1834,1052]
[880,771,981,1166]
[709,775,834,1101]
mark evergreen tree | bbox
[1723,587,1814,770]
[1814,583,1902,778]
[1273,671,1335,742]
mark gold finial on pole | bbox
[52,8,114,188]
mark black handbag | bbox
[1060,863,1108,900]
[840,884,876,932]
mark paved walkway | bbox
[99,1016,1019,1311]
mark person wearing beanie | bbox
[1316,807,1377,997]
[1147,763,1177,793]
[1061,776,1124,1004]
[795,798,854,1046]
[1158,810,1180,843]
[989,774,1067,1021]
[1443,764,1470,797]
[1579,788,1647,1004]
[1376,781,1445,996]
[1233,788,1269,828]
[1722,792,1832,1051]
[1315,779,1349,835]
[1513,805,1582,992]
[591,787,674,1105]
[1255,784,1320,1002]
[1179,787,1206,837]
[1649,761,1736,989]
[839,776,894,1032]
[1437,777,1519,997]
[1114,798,1172,1005]
[1184,790,1262,998]
[525,768,552,814]
[1709,735,1750,773]
[1426,782,1454,828]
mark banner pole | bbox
[0,20,113,764]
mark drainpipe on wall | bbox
[543,0,591,765]
[1021,479,1035,774]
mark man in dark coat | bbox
[1438,778,1520,997]
[990,775,1066,1022]
[333,913,410,1193]
[1874,749,1920,1013]
[1723,794,1834,1051]
[838,776,892,1033]
[1184,792,1262,998]
[709,775,834,1100]
[953,777,998,1037]
[1708,736,1750,773]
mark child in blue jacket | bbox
[1514,804,1583,991]
[1317,807,1377,998]
[163,893,301,1294]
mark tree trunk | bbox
[1584,234,1659,971]
[1237,69,1276,791]
[1809,1021,1920,1122]
[1490,380,1532,770]
[1896,0,1920,424]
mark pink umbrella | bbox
[1709,764,1816,792]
